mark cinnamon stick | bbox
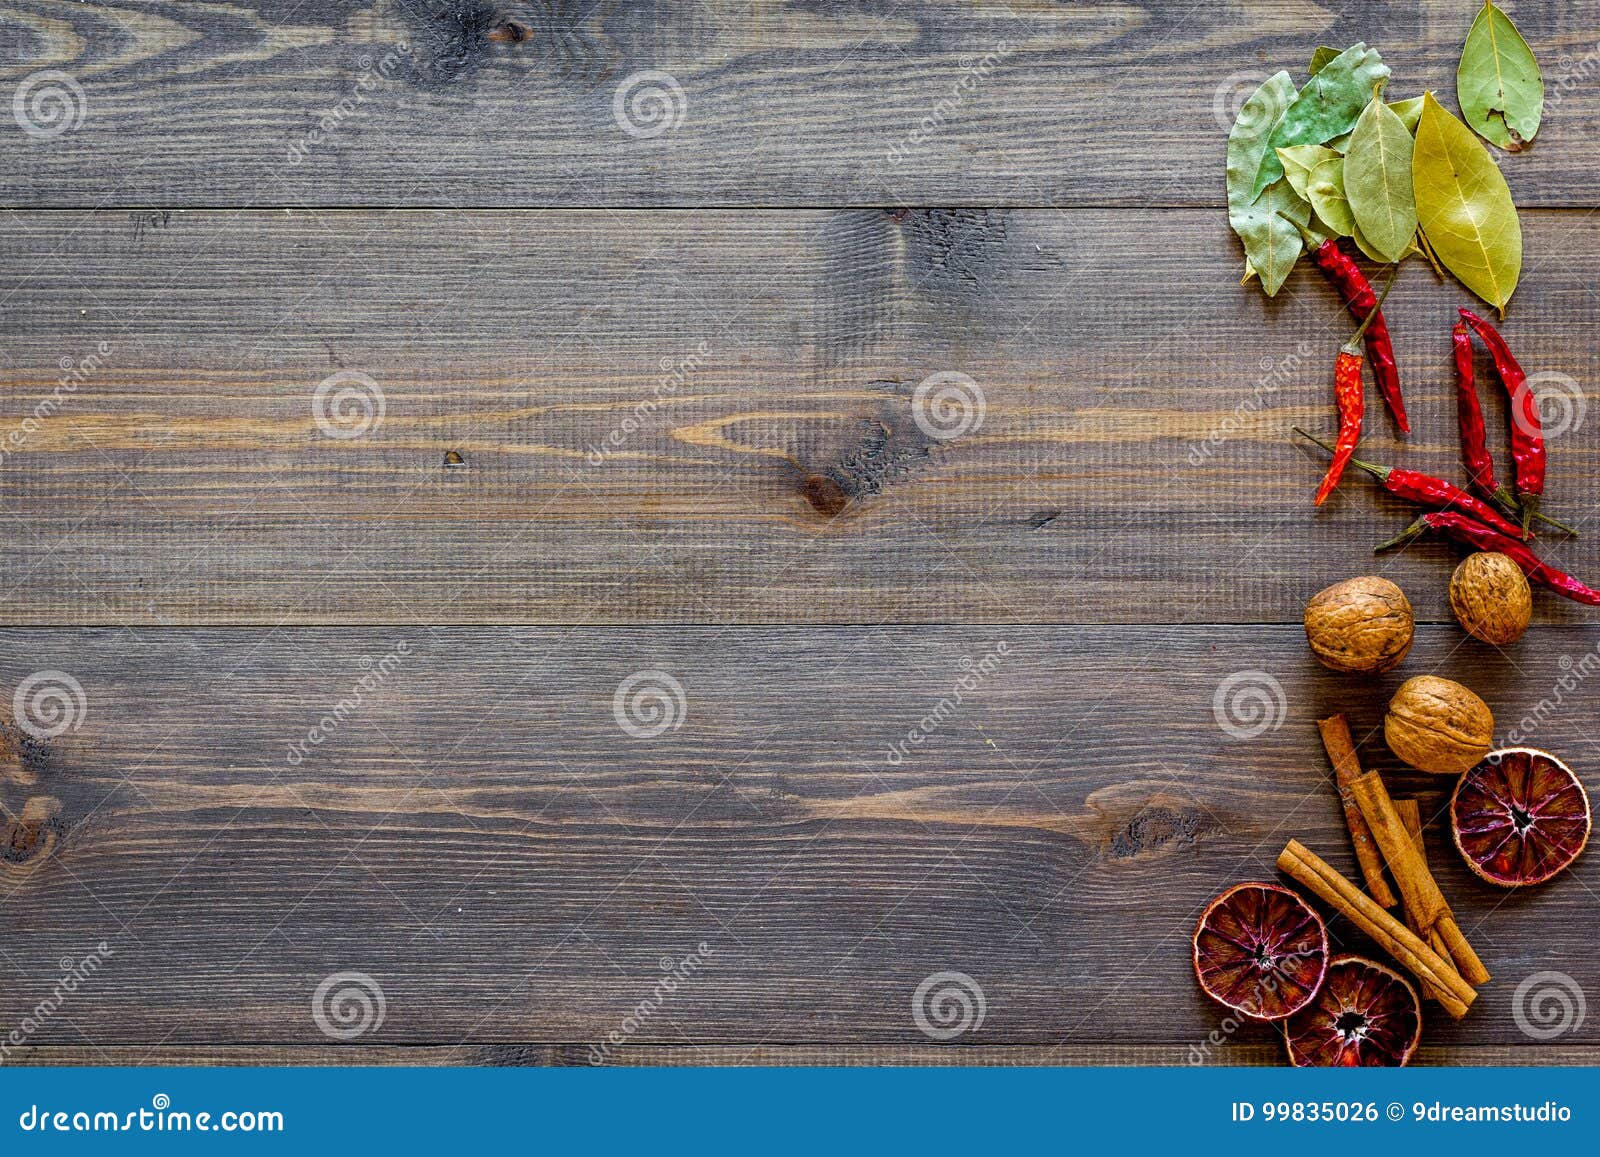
[1316,715,1398,908]
[1277,839,1475,1018]
[1350,771,1491,986]
[1393,798,1450,1003]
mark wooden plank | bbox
[4,207,1600,625]
[2,625,1596,1048]
[10,1043,1600,1066]
[3,2,1599,207]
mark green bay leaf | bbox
[1309,46,1343,75]
[1233,179,1312,297]
[1307,156,1355,237]
[1413,92,1522,312]
[1350,223,1387,264]
[1250,44,1390,199]
[1277,144,1339,200]
[1227,73,1305,295]
[1458,1,1543,149]
[1227,72,1294,214]
[1345,97,1416,262]
[1388,96,1424,133]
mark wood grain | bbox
[4,207,1600,625]
[11,1043,1600,1067]
[2,625,1596,1050]
[3,2,1599,207]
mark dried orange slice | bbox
[1192,882,1328,1021]
[1284,954,1422,1067]
[1452,747,1591,887]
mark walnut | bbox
[1385,676,1495,775]
[1303,577,1414,674]
[1450,552,1532,645]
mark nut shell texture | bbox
[1450,552,1532,645]
[1386,676,1494,775]
[1303,577,1414,675]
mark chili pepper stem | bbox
[1485,486,1576,535]
[1292,427,1387,481]
[1531,507,1578,536]
[1342,265,1399,354]
[1375,517,1430,553]
[1279,213,1320,251]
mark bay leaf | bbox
[1277,144,1339,200]
[1457,1,1543,149]
[1233,179,1312,296]
[1227,72,1294,212]
[1388,96,1424,133]
[1345,97,1416,262]
[1307,156,1355,237]
[1413,91,1521,312]
[1309,46,1342,75]
[1351,223,1388,264]
[1251,44,1390,199]
[1227,73,1305,295]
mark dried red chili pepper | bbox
[1453,321,1500,500]
[1293,427,1528,540]
[1315,267,1398,506]
[1459,309,1545,529]
[1285,221,1408,434]
[1377,511,1600,607]
[1315,243,1408,435]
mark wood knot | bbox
[1,795,64,874]
[1107,804,1202,861]
[487,21,529,43]
[800,474,849,519]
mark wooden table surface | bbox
[3,1,1598,1066]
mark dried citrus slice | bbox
[1452,747,1591,887]
[1284,954,1421,1066]
[1192,882,1328,1020]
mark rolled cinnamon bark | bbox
[1277,839,1475,1018]
[1350,771,1491,986]
[1393,798,1450,1003]
[1316,715,1398,908]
